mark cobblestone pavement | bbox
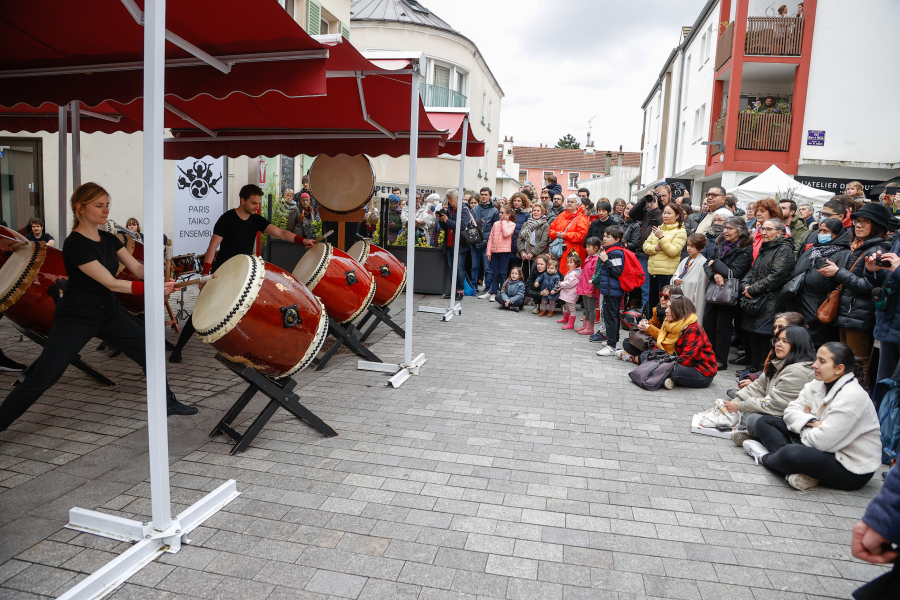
[0,291,890,599]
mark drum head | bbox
[292,242,329,288]
[0,225,27,243]
[347,240,369,264]
[0,242,39,311]
[309,154,375,214]
[193,255,264,342]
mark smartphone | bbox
[815,258,828,269]
[886,186,899,196]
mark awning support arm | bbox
[356,72,397,140]
[164,102,216,137]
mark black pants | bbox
[622,339,644,357]
[173,314,196,355]
[748,331,770,372]
[703,303,737,366]
[497,298,524,310]
[0,295,172,432]
[601,295,622,346]
[755,416,874,491]
[670,365,715,388]
[646,274,672,318]
[442,246,469,294]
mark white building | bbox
[637,0,900,203]
[350,0,503,198]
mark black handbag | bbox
[705,268,740,306]
[740,290,768,315]
[780,269,808,301]
[461,208,483,247]
[628,350,679,391]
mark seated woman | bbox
[741,342,882,491]
[726,326,816,445]
[730,312,807,395]
[618,284,681,361]
[626,295,718,389]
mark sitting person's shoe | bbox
[726,388,738,399]
[732,353,751,365]
[478,292,491,299]
[0,355,27,372]
[168,351,183,364]
[742,440,770,465]
[786,473,819,491]
[532,306,540,314]
[488,295,496,302]
[588,332,607,343]
[166,389,198,416]
[731,430,752,446]
[596,345,616,357]
[441,293,451,299]
[538,310,547,317]
[456,292,464,301]
[663,378,675,390]
[510,306,520,313]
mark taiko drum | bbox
[0,239,68,337]
[347,240,407,308]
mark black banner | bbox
[280,155,295,195]
[793,176,881,197]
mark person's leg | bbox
[637,350,651,364]
[602,295,620,347]
[621,339,641,356]
[470,247,484,290]
[566,302,577,316]
[842,327,875,380]
[489,255,503,296]
[0,313,96,431]
[497,253,511,292]
[169,314,196,362]
[744,412,763,436]
[638,254,650,312]
[878,341,900,383]
[455,248,468,294]
[668,364,714,388]
[749,332,768,372]
[482,248,494,293]
[762,445,874,490]
[715,306,735,367]
[509,298,524,310]
[646,273,659,318]
[753,415,796,453]
[583,295,596,323]
[441,248,453,295]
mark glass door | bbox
[0,138,43,232]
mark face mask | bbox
[817,233,833,244]
[711,224,725,236]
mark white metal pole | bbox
[143,0,172,532]
[403,63,420,366]
[58,105,67,246]
[70,101,81,190]
[448,117,468,308]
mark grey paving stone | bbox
[156,566,225,597]
[357,578,421,600]
[397,561,456,590]
[345,554,405,580]
[303,569,367,599]
[251,562,316,589]
[3,563,76,596]
[450,570,509,597]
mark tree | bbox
[555,134,580,149]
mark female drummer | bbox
[0,183,196,433]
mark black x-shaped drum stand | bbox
[210,354,337,455]
[313,317,382,371]
[355,305,405,343]
[11,323,116,387]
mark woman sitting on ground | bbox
[726,326,816,445]
[741,342,882,491]
[621,295,718,389]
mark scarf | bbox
[719,239,738,259]
[656,313,697,354]
[807,243,843,262]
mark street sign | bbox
[807,130,825,146]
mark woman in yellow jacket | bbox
[643,203,687,317]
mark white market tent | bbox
[731,165,835,211]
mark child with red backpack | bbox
[590,225,627,353]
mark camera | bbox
[877,258,893,268]
[644,191,660,204]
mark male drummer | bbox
[168,184,316,363]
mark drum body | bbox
[347,240,407,308]
[0,241,67,337]
[192,255,327,377]
[172,254,199,278]
[308,154,376,214]
[0,226,28,271]
[292,244,375,324]
[113,232,144,313]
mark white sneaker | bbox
[786,473,819,491]
[742,440,770,465]
[597,346,616,357]
[488,295,496,302]
[664,378,675,390]
[478,292,491,299]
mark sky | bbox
[423,0,711,152]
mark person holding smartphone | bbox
[867,206,900,382]
[881,183,900,215]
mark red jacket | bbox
[549,206,590,275]
[673,323,718,377]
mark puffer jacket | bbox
[787,215,811,256]
[628,194,663,257]
[558,268,581,303]
[472,201,499,249]
[547,204,564,223]
[623,221,641,253]
[499,278,525,304]
[684,210,706,236]
[511,208,531,255]
[576,254,600,298]
[789,229,850,328]
[832,236,893,330]
[874,233,900,345]
[643,223,687,275]
[703,235,754,283]
[734,358,815,416]
[485,219,515,258]
[783,374,882,475]
[740,235,796,334]
[524,263,546,301]
[549,207,589,275]
[591,244,626,297]
[585,215,618,247]
[517,216,550,257]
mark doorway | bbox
[0,138,43,231]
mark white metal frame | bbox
[53,3,240,598]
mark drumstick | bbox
[9,241,29,250]
[174,274,218,289]
[314,231,333,244]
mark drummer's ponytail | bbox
[71,183,110,227]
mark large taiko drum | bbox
[0,225,28,270]
[0,240,68,337]
[347,240,407,308]
[192,255,327,377]
[292,244,375,324]
[308,154,376,214]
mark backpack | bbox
[618,247,646,292]
[875,378,900,465]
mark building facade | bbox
[638,0,900,203]
[350,0,503,200]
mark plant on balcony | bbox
[719,21,732,35]
[714,105,727,132]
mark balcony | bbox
[419,83,467,108]
[715,21,734,71]
[736,112,792,152]
[745,16,804,56]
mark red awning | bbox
[425,111,485,157]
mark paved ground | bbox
[0,290,890,600]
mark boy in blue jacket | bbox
[538,259,562,316]
[591,225,626,354]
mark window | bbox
[700,33,707,63]
[481,92,486,123]
[698,103,706,141]
[652,145,658,175]
[320,18,328,34]
[680,121,686,160]
[488,100,493,130]
[543,171,555,183]
[706,24,713,61]
[568,173,579,189]
[693,108,700,142]
[457,71,466,97]
[656,93,661,117]
[683,56,691,106]
[519,170,527,183]
[591,173,603,179]
[434,65,450,89]
[277,0,295,18]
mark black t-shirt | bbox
[25,231,54,243]
[211,209,270,272]
[63,231,124,297]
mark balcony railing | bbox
[419,83,467,108]
[745,16,803,56]
[736,112,792,152]
[715,21,734,70]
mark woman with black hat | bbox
[816,202,899,379]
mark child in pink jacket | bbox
[558,254,583,329]
[486,205,516,301]
[574,236,602,335]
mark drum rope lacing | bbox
[284,297,329,377]
[196,256,260,339]
[0,242,43,312]
[303,244,332,291]
[378,265,407,308]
